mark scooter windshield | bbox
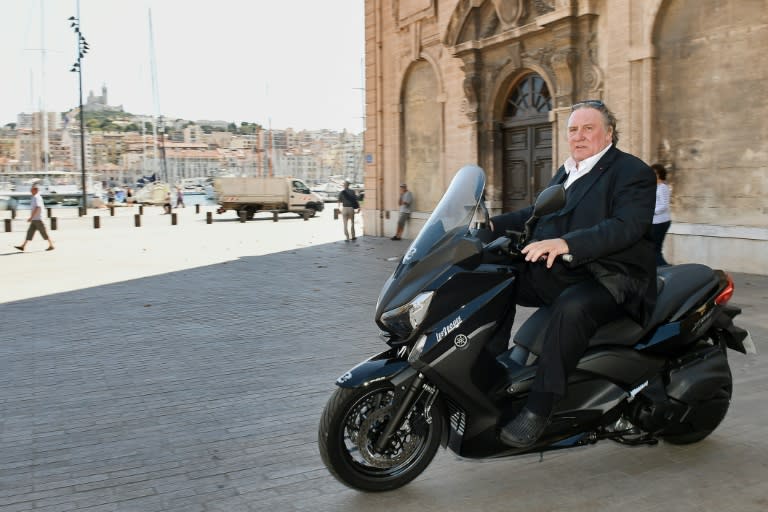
[400,165,485,268]
[375,165,486,325]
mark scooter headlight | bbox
[380,291,434,339]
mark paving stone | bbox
[0,206,766,511]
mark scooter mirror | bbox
[533,184,566,217]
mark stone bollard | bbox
[195,204,200,214]
[206,212,212,224]
[4,219,10,232]
[134,214,141,227]
[51,217,57,230]
[93,215,100,229]
[171,213,178,225]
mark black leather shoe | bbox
[499,407,552,448]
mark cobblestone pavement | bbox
[1,206,766,511]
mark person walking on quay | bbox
[337,180,360,242]
[14,182,55,252]
[391,183,412,241]
[651,163,671,266]
[175,187,185,208]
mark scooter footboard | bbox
[335,348,416,389]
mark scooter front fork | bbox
[373,372,426,453]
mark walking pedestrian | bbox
[337,180,360,241]
[391,183,412,241]
[176,187,185,208]
[14,182,55,252]
[651,163,671,266]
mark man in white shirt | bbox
[15,183,55,252]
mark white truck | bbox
[213,176,325,220]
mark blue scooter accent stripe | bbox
[551,433,588,447]
[634,322,681,350]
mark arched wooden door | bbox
[502,74,553,211]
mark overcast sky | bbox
[0,0,365,132]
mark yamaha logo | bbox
[454,334,468,350]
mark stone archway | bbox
[401,60,442,212]
[501,72,553,211]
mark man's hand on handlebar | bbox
[522,238,570,268]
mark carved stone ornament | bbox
[460,53,481,122]
[533,0,555,15]
[546,47,576,107]
[491,0,526,27]
[583,32,604,94]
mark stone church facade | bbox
[361,0,767,274]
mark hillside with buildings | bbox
[0,85,363,187]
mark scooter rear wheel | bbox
[318,381,443,492]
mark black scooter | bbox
[318,165,755,492]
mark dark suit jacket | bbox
[492,146,657,325]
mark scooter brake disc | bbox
[357,407,419,468]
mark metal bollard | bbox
[79,207,85,217]
[195,204,200,214]
[206,212,212,224]
[93,215,100,229]
[333,208,339,220]
[10,209,16,219]
[139,205,144,215]
[47,207,53,218]
[4,219,10,232]
[109,206,115,216]
[239,211,247,223]
[171,213,177,225]
[134,214,141,227]
[51,217,57,230]
[303,211,310,221]
[273,212,278,222]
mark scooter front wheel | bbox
[318,381,443,492]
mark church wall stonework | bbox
[363,0,767,274]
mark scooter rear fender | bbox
[335,348,418,389]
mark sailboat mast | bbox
[40,0,49,172]
[148,9,166,182]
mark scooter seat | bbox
[513,263,719,355]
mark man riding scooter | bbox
[491,100,657,448]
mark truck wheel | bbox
[239,208,255,220]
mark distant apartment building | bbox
[2,97,363,192]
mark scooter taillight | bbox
[714,273,735,305]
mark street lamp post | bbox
[68,14,89,214]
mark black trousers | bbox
[651,221,670,266]
[515,262,622,398]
